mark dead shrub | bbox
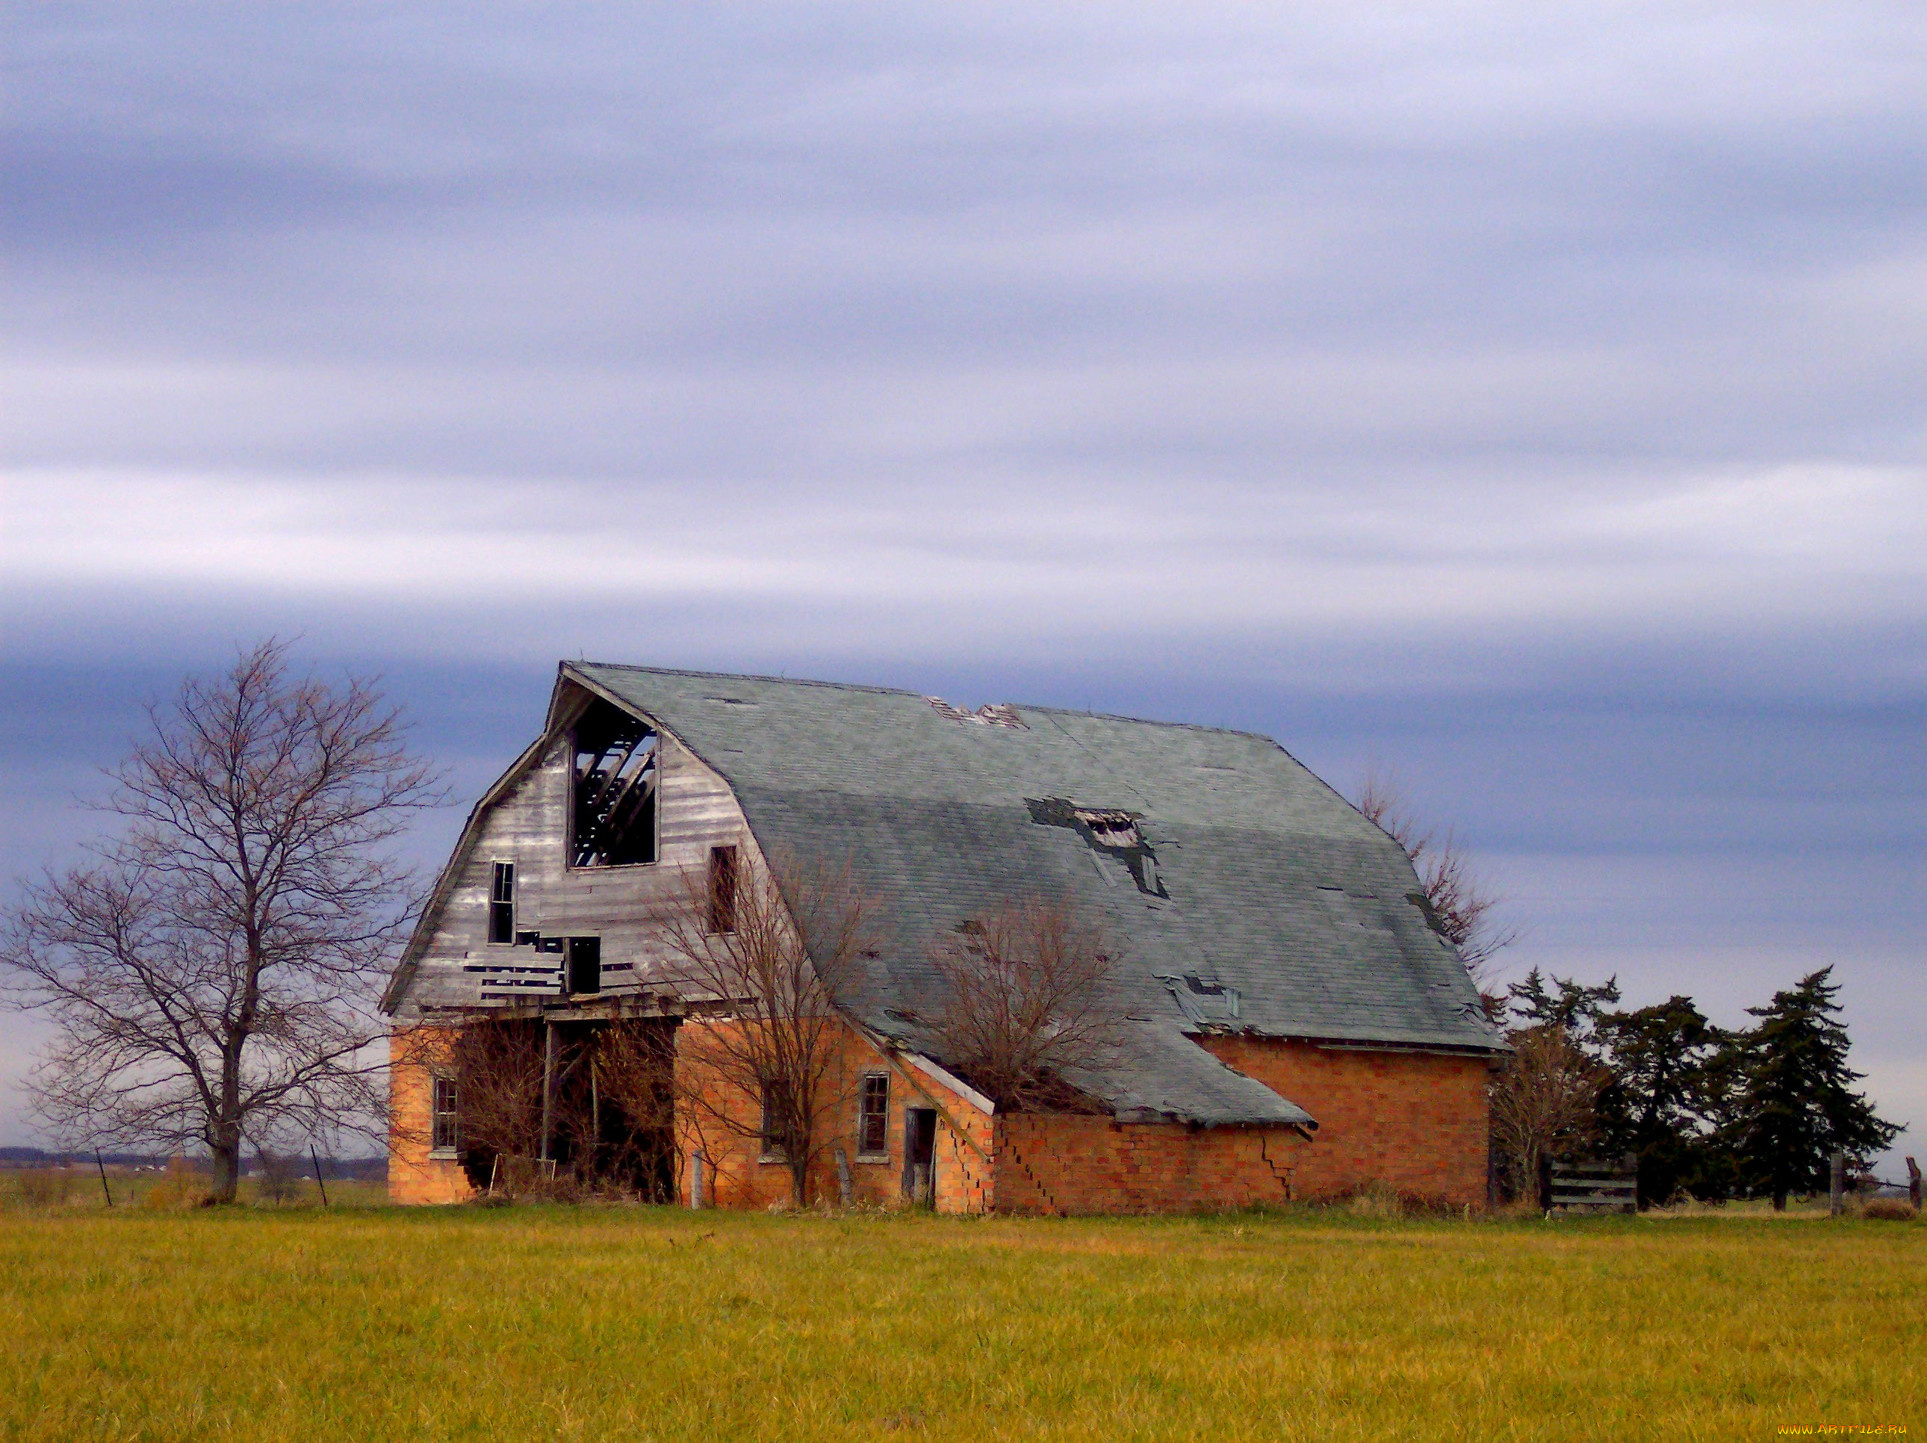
[929,894,1120,1113]
[1860,1197,1918,1222]
[1346,1182,1407,1220]
[1340,1182,1465,1220]
[253,1151,303,1206]
[479,1154,582,1204]
[15,1168,77,1207]
[140,1156,207,1209]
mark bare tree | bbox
[653,852,870,1207]
[1,640,440,1203]
[1356,770,1515,993]
[1489,1024,1609,1199]
[439,1019,549,1178]
[929,896,1120,1112]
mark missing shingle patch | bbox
[1025,796,1167,898]
[926,697,1027,728]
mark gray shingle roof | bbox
[572,663,1504,1127]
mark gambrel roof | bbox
[545,662,1504,1127]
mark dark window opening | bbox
[858,1073,890,1156]
[759,1079,790,1158]
[431,1076,459,1152]
[571,702,660,868]
[488,862,515,944]
[565,936,601,996]
[707,845,739,934]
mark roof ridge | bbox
[568,661,1281,742]
[569,661,923,700]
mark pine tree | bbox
[1507,967,1621,1036]
[1725,968,1898,1211]
[1594,996,1730,1204]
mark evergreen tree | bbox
[1507,967,1621,1037]
[1594,996,1731,1204]
[1725,968,1898,1211]
[1486,970,1623,1198]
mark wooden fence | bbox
[1537,1154,1637,1214]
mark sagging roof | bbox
[565,663,1503,1128]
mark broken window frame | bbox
[857,1072,891,1159]
[568,705,662,870]
[487,862,515,945]
[430,1075,460,1154]
[707,844,739,935]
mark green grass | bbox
[2,1202,1919,1442]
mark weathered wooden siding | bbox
[394,709,750,1017]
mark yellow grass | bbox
[1,1201,1919,1441]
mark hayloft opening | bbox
[571,701,659,868]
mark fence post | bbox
[1622,1152,1639,1212]
[834,1147,853,1208]
[689,1151,706,1209]
[1907,1156,1920,1211]
[539,1019,556,1164]
[1537,1154,1553,1215]
[1828,1149,1845,1216]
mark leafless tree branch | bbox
[928,895,1120,1113]
[1356,768,1516,994]
[650,851,870,1207]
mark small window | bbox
[759,1079,789,1159]
[487,863,515,945]
[858,1073,890,1157]
[431,1076,459,1153]
[707,845,739,934]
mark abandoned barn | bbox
[382,663,1505,1212]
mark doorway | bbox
[902,1107,938,1207]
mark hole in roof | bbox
[703,695,755,706]
[925,697,1026,728]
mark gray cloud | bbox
[3,3,1922,1166]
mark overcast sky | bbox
[4,3,1922,1172]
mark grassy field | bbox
[2,1197,1919,1442]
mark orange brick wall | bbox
[388,1027,477,1205]
[1198,1036,1492,1205]
[388,1021,1492,1212]
[386,1017,996,1212]
[994,1115,1304,1215]
[673,1017,994,1214]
